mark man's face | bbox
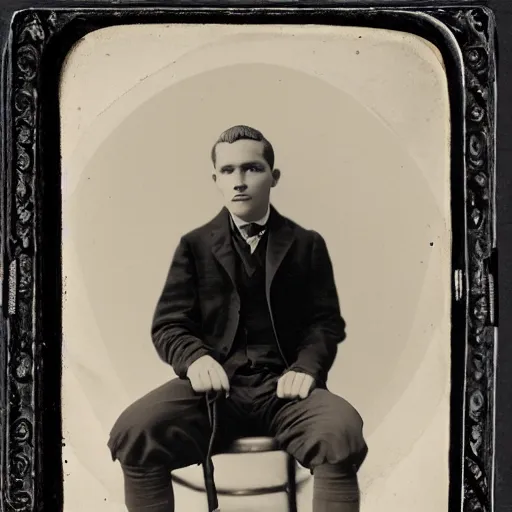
[212,139,279,221]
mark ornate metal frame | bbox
[0,4,497,512]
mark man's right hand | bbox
[186,355,230,394]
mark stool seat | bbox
[225,436,280,453]
[171,435,308,510]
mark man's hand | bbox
[276,371,314,400]
[186,355,230,394]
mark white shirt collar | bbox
[230,206,270,234]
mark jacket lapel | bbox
[209,205,296,292]
[210,208,237,287]
[265,205,295,295]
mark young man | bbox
[108,125,368,511]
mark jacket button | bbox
[222,347,228,353]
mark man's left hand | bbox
[276,371,314,400]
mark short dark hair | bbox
[211,125,275,169]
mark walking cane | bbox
[204,392,221,512]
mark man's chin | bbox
[227,202,259,220]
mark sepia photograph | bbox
[59,21,453,512]
[0,4,498,512]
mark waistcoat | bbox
[222,225,286,376]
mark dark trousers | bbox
[108,370,368,473]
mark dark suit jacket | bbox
[151,205,346,385]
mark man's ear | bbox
[271,168,281,187]
[211,172,217,183]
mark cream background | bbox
[60,24,452,512]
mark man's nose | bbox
[232,169,247,192]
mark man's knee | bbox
[109,400,150,441]
[310,391,367,465]
[108,398,167,461]
[310,389,363,432]
[338,399,364,439]
[107,382,206,467]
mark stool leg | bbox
[286,454,298,512]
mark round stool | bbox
[171,436,311,511]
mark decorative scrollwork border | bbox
[433,10,497,512]
[0,5,496,512]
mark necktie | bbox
[240,222,266,239]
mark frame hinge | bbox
[454,268,464,302]
[485,248,498,327]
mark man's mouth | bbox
[232,194,251,202]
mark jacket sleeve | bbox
[288,231,346,385]
[151,236,211,378]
